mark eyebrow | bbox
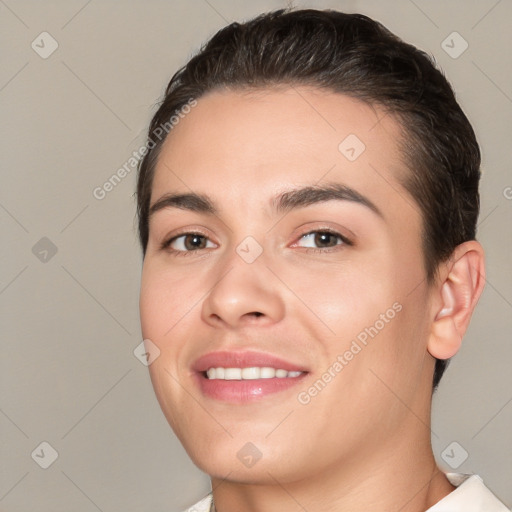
[148,182,382,219]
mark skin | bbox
[139,86,485,512]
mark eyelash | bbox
[160,229,353,257]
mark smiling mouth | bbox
[193,350,309,401]
[204,367,304,380]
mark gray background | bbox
[1,0,511,510]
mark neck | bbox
[210,421,455,512]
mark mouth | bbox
[193,351,309,402]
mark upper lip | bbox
[193,350,308,373]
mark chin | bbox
[194,455,291,485]
[180,434,310,485]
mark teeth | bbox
[241,367,260,380]
[224,368,241,380]
[205,367,304,380]
[260,367,276,378]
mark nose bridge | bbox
[201,235,284,327]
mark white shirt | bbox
[426,474,509,511]
[182,474,510,512]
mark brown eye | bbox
[183,234,207,250]
[296,230,350,249]
[313,232,339,248]
[165,233,215,253]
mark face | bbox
[139,86,437,484]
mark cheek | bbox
[277,255,393,337]
[286,252,427,384]
[139,265,201,428]
[139,262,200,340]
[139,270,168,341]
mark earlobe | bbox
[429,316,462,359]
[427,241,486,361]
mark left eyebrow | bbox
[148,182,383,219]
[272,182,383,218]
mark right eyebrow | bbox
[148,192,218,219]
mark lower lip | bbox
[195,372,307,402]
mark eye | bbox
[160,229,351,255]
[162,232,216,254]
[295,230,351,250]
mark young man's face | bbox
[140,87,439,483]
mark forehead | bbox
[151,86,416,222]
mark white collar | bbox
[426,473,509,511]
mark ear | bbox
[428,241,486,360]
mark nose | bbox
[201,252,285,329]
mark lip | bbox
[192,350,309,403]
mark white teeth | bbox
[260,367,276,378]
[205,367,304,380]
[241,367,260,380]
[224,368,242,380]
